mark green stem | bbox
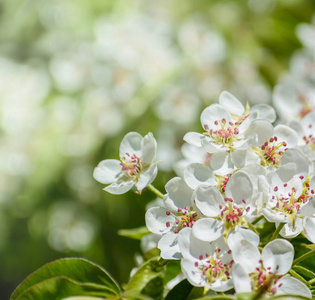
[308,277,315,285]
[252,215,264,225]
[269,223,285,241]
[293,249,315,266]
[147,184,164,199]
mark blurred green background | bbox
[0,0,314,298]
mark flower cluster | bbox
[94,89,315,298]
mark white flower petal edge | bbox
[261,239,294,274]
[228,238,260,274]
[219,91,245,116]
[231,263,252,293]
[93,159,122,184]
[119,132,143,158]
[276,276,312,299]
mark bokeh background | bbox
[1,0,315,298]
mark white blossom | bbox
[93,132,158,194]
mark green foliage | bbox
[10,258,121,300]
[117,227,151,240]
[165,279,204,300]
[125,257,166,300]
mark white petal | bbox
[181,143,208,164]
[200,104,231,130]
[227,228,260,249]
[244,119,274,147]
[194,185,224,217]
[301,111,315,134]
[298,197,315,217]
[158,232,182,259]
[262,239,294,274]
[192,218,224,242]
[219,91,245,116]
[251,103,276,122]
[104,180,134,194]
[145,207,176,235]
[225,170,253,205]
[164,177,193,211]
[184,163,216,189]
[201,137,224,153]
[274,124,298,148]
[183,132,204,147]
[262,208,287,223]
[209,151,235,175]
[231,149,258,169]
[231,263,252,293]
[177,227,193,258]
[277,149,311,182]
[141,132,157,164]
[119,132,142,158]
[280,218,303,239]
[181,259,204,286]
[229,239,260,273]
[136,164,158,191]
[304,217,315,243]
[209,278,234,292]
[276,276,312,299]
[93,159,122,184]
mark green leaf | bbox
[62,297,107,300]
[10,258,121,300]
[142,248,161,261]
[12,276,118,300]
[164,260,181,283]
[292,265,315,280]
[117,226,150,240]
[194,296,234,300]
[125,257,165,300]
[123,290,153,300]
[289,269,308,285]
[165,279,204,300]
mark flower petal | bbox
[251,103,276,123]
[231,263,252,293]
[225,170,253,205]
[136,164,158,191]
[158,232,182,259]
[119,132,142,158]
[93,159,122,184]
[304,217,315,243]
[262,239,294,274]
[181,258,204,287]
[227,228,260,249]
[229,239,260,273]
[219,91,245,116]
[104,180,134,194]
[142,132,157,164]
[145,207,176,235]
[164,177,193,211]
[192,218,224,242]
[194,185,224,217]
[276,276,312,299]
[200,104,231,131]
[184,163,216,189]
[183,132,204,147]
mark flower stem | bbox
[293,249,315,266]
[147,184,164,199]
[269,223,285,241]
